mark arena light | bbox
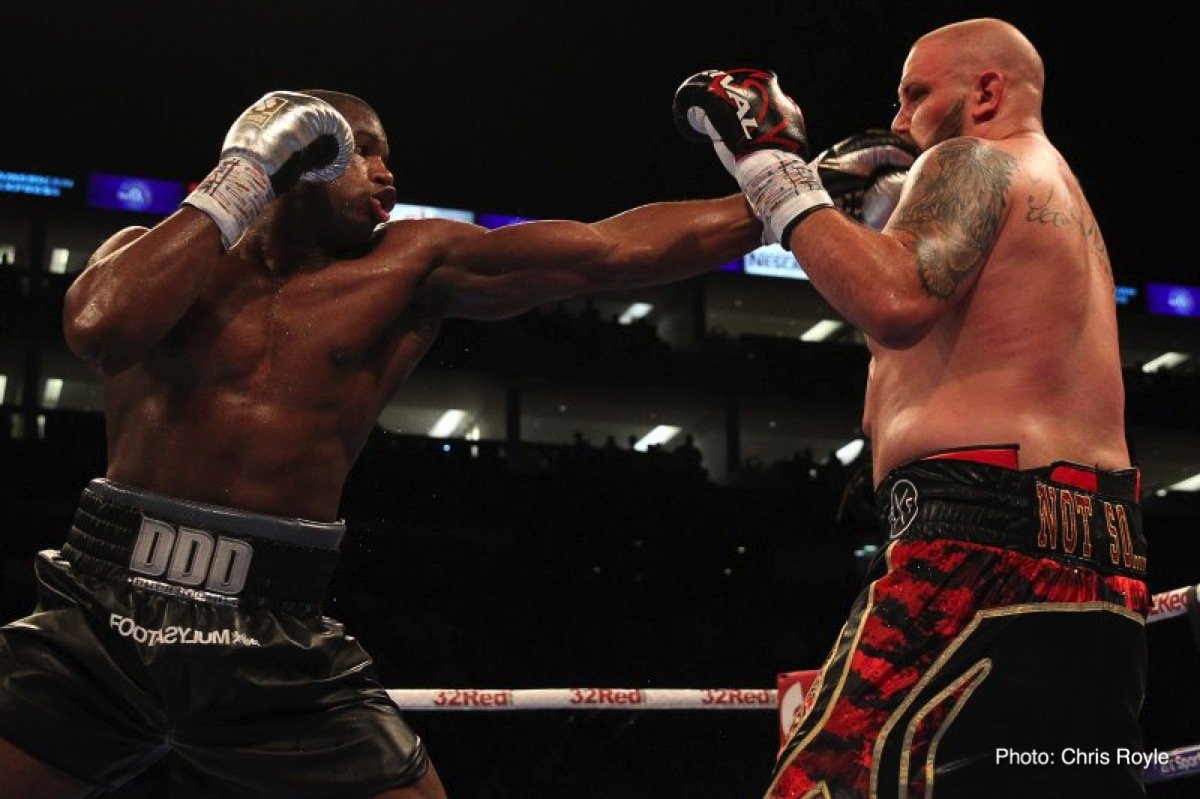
[634,425,680,452]
[834,437,865,465]
[0,170,75,198]
[476,212,537,229]
[1142,352,1189,373]
[800,320,843,342]
[48,248,71,274]
[618,303,653,325]
[389,203,474,223]
[1165,473,1200,492]
[88,173,183,215]
[41,378,63,409]
[1114,285,1138,306]
[428,409,468,438]
[742,243,810,280]
[1146,283,1200,318]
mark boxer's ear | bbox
[972,71,1003,123]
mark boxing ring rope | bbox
[387,687,777,711]
[388,583,1197,711]
[387,583,1200,784]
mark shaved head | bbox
[893,17,1046,147]
[916,18,1044,98]
[298,89,376,120]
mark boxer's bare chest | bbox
[145,253,438,405]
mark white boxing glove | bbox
[814,130,917,232]
[183,91,354,248]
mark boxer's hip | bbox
[875,444,1146,585]
[62,477,344,616]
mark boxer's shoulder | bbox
[318,217,488,299]
[371,216,485,257]
[354,216,492,280]
[89,225,151,265]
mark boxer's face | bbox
[299,102,396,247]
[891,40,968,152]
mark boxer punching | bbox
[0,89,762,798]
[675,18,1147,799]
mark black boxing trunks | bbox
[768,445,1149,799]
[0,478,429,797]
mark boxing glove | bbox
[673,69,832,246]
[815,130,917,231]
[183,91,354,249]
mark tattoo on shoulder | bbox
[891,139,1017,300]
[1024,187,1112,274]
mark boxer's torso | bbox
[864,134,1129,480]
[101,220,463,521]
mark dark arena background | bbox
[2,1,1198,796]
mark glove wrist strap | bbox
[735,150,832,247]
[182,157,274,250]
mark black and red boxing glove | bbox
[673,69,832,246]
[672,68,813,161]
[815,130,917,231]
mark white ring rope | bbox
[389,583,1198,713]
[386,687,776,711]
[1148,583,1198,623]
[387,584,1200,784]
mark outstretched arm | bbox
[417,194,759,320]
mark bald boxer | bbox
[677,18,1148,798]
[0,90,761,798]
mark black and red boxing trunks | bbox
[769,445,1149,799]
[0,478,429,797]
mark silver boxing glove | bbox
[183,91,354,248]
[815,130,917,232]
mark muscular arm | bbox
[418,194,759,320]
[63,207,223,374]
[787,137,1017,348]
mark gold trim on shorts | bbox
[870,600,1145,798]
[901,658,993,798]
[766,581,880,796]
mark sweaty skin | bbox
[784,18,1128,480]
[28,93,761,799]
[64,97,760,523]
[760,20,1143,799]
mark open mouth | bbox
[371,188,397,222]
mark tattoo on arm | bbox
[891,139,1017,300]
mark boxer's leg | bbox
[374,762,447,799]
[766,539,1147,798]
[168,609,437,798]
[0,553,166,795]
[0,739,90,799]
